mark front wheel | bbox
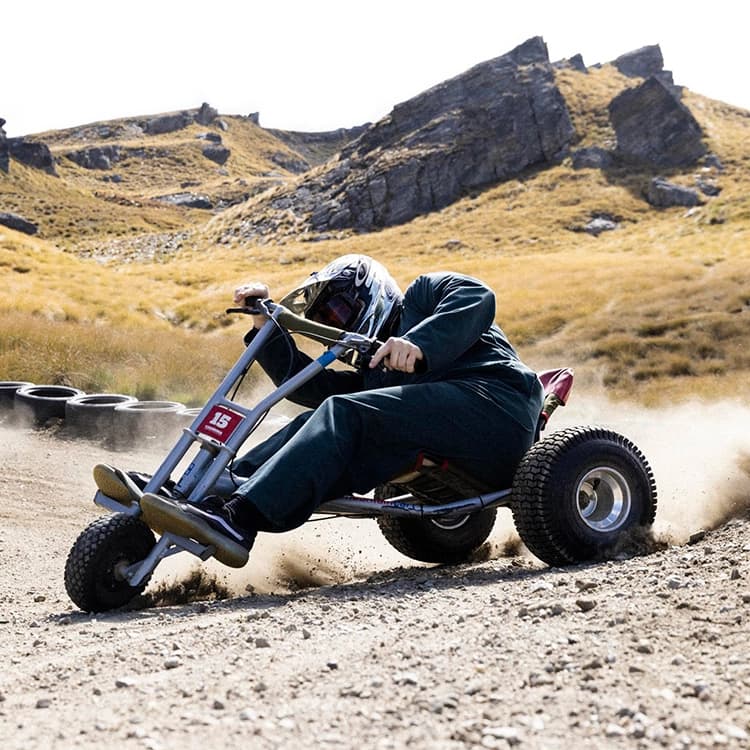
[511,426,657,567]
[64,514,156,612]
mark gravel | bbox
[1,418,750,749]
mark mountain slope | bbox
[1,39,749,404]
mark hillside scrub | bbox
[2,52,750,405]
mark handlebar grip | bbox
[243,295,266,307]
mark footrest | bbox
[93,464,142,506]
[139,493,249,569]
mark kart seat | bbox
[385,367,575,502]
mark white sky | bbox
[3,0,749,137]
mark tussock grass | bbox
[2,69,749,406]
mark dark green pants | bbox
[231,380,540,532]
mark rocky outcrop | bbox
[144,112,191,135]
[0,118,8,172]
[645,177,703,208]
[7,138,57,175]
[202,145,230,165]
[143,103,219,135]
[609,77,706,167]
[0,211,38,235]
[223,37,575,240]
[195,103,218,126]
[611,45,677,92]
[612,45,664,78]
[554,53,587,73]
[571,147,614,170]
[65,145,122,170]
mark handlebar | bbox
[226,297,371,350]
[226,297,423,372]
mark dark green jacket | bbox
[252,272,542,433]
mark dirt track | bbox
[2,397,750,750]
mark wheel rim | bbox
[430,513,471,530]
[575,466,632,532]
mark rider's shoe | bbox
[179,495,256,551]
[93,464,146,505]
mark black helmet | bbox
[280,254,402,338]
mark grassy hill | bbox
[1,64,749,407]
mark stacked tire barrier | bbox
[0,381,189,451]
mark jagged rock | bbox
[645,177,703,208]
[197,132,223,143]
[196,102,218,125]
[144,112,191,135]
[202,145,230,165]
[339,37,574,230]
[609,77,706,167]
[0,211,38,235]
[571,147,614,170]
[554,53,587,73]
[612,45,664,78]
[65,145,122,170]
[247,112,260,125]
[228,37,575,239]
[7,138,57,175]
[155,192,213,209]
[0,118,8,172]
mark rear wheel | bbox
[376,485,496,564]
[511,426,657,566]
[64,514,156,612]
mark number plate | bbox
[196,405,244,443]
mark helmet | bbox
[280,254,402,338]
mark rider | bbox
[161,255,543,552]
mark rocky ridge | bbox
[212,37,714,245]
[0,37,728,249]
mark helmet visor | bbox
[307,289,364,330]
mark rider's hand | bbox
[234,282,269,329]
[369,337,424,373]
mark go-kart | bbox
[64,298,658,612]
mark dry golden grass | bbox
[2,68,749,406]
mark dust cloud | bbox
[153,395,750,600]
[4,391,750,604]
[553,393,750,542]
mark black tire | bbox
[64,514,156,612]
[64,393,137,439]
[510,426,657,567]
[112,400,185,451]
[0,381,33,409]
[14,385,85,425]
[376,485,497,564]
